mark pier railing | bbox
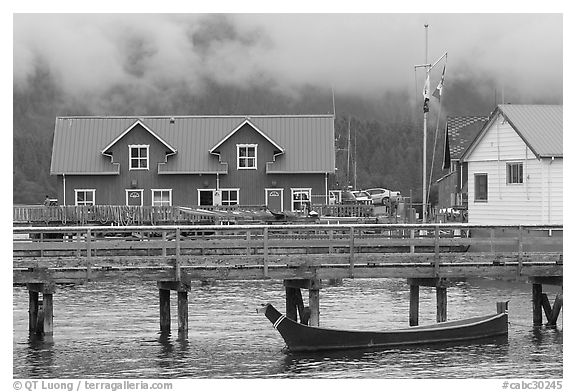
[13,223,562,270]
[13,204,375,226]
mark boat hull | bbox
[261,304,508,352]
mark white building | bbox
[461,105,562,224]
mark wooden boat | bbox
[259,303,508,352]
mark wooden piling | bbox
[285,286,298,322]
[549,293,563,326]
[29,291,39,334]
[532,283,543,326]
[177,291,188,335]
[309,288,320,327]
[436,286,447,323]
[497,301,508,314]
[159,288,171,333]
[409,284,419,326]
[43,293,54,336]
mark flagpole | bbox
[414,27,447,223]
[422,24,429,223]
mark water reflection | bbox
[25,336,55,378]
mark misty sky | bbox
[13,13,562,105]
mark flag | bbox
[432,65,446,100]
[422,73,430,113]
[422,73,430,99]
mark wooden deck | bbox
[13,223,563,284]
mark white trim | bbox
[220,188,240,206]
[62,174,66,206]
[197,188,216,206]
[237,144,258,170]
[505,161,524,185]
[125,189,144,206]
[265,188,284,211]
[129,144,150,170]
[101,119,176,154]
[74,189,95,206]
[273,314,286,329]
[151,189,172,206]
[473,173,488,202]
[209,118,284,154]
[290,188,312,212]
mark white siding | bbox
[467,114,537,162]
[468,159,562,224]
[546,158,563,224]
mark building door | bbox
[265,188,284,212]
[126,189,143,206]
[198,189,215,206]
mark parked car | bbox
[364,188,401,205]
[352,190,373,205]
[341,190,358,204]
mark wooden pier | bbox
[13,223,563,337]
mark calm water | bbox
[13,278,562,378]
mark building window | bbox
[129,145,149,170]
[474,174,488,202]
[506,162,523,184]
[291,188,311,212]
[220,189,239,206]
[75,189,95,206]
[237,144,257,169]
[152,189,172,206]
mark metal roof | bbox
[498,104,563,158]
[50,115,336,175]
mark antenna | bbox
[331,86,336,117]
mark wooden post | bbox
[159,288,171,333]
[349,226,355,276]
[434,225,440,275]
[294,288,306,324]
[518,226,524,273]
[436,286,447,323]
[409,284,419,326]
[549,293,563,326]
[490,228,495,253]
[328,228,334,253]
[410,229,415,254]
[309,288,320,327]
[86,228,92,280]
[162,231,167,257]
[43,293,54,336]
[177,291,188,336]
[263,227,269,278]
[246,230,251,255]
[497,301,508,314]
[541,293,553,322]
[28,291,39,334]
[175,228,181,281]
[285,286,298,321]
[40,232,44,258]
[532,283,543,326]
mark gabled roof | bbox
[50,115,335,175]
[462,104,563,160]
[443,116,488,169]
[101,119,177,154]
[209,118,284,154]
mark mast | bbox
[347,118,351,187]
[354,124,357,190]
[414,25,446,223]
[422,24,429,223]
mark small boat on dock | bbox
[259,303,508,352]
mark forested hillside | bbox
[13,67,557,205]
